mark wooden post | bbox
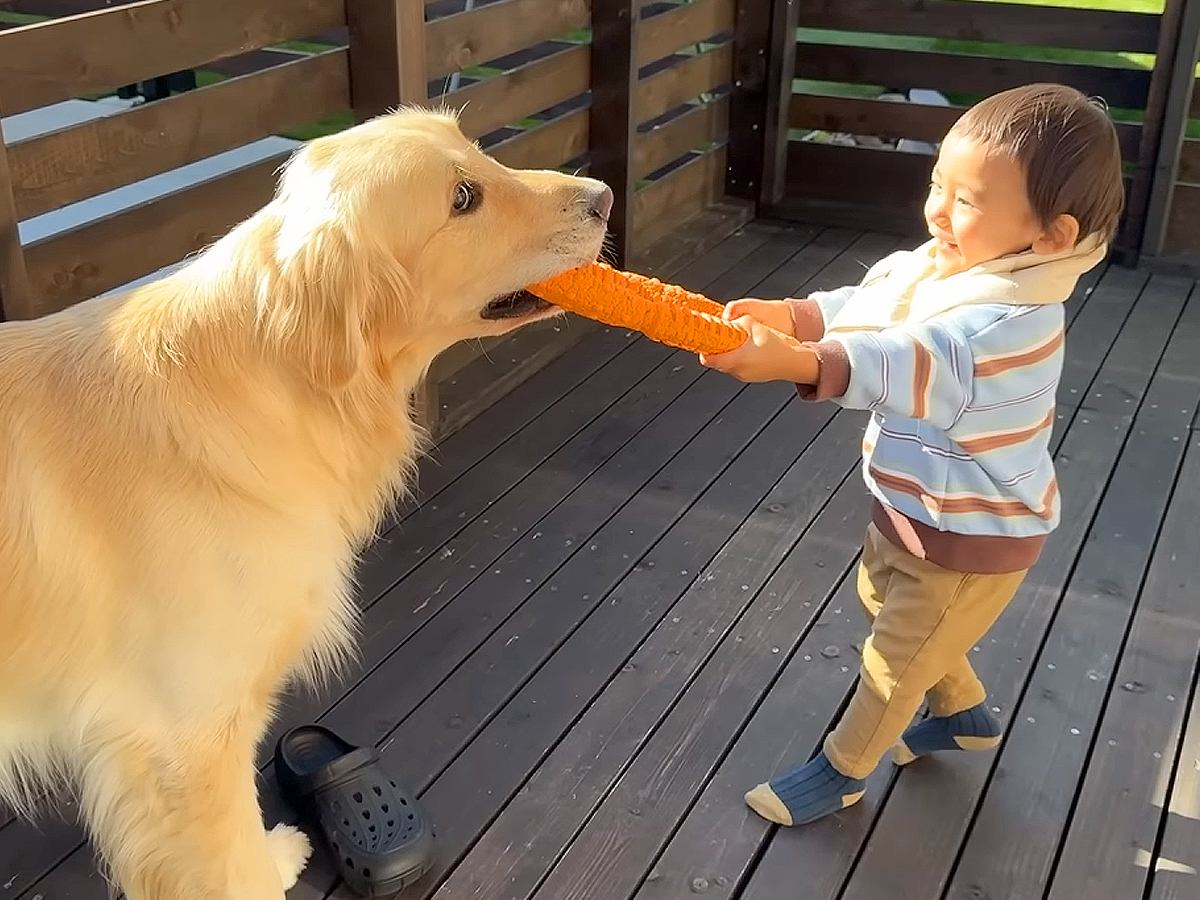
[347,0,429,121]
[758,0,800,208]
[724,0,774,204]
[1138,0,1200,262]
[0,120,31,322]
[347,0,440,432]
[588,0,638,267]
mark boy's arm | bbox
[802,306,1065,432]
[785,286,857,342]
[801,318,977,429]
[783,248,906,341]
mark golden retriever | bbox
[0,107,611,898]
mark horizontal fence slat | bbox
[10,50,348,220]
[798,0,1160,54]
[775,140,1134,237]
[24,152,287,316]
[425,0,588,80]
[795,44,1153,111]
[633,143,726,249]
[636,42,733,124]
[637,0,735,67]
[792,93,956,142]
[438,44,590,140]
[789,93,1143,162]
[784,140,930,229]
[635,94,728,179]
[202,46,309,78]
[487,109,589,170]
[0,0,345,116]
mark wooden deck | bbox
[4,220,1200,900]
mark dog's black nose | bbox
[588,185,615,221]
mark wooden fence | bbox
[1135,0,1200,271]
[0,0,739,435]
[745,0,1173,264]
[1169,85,1200,255]
[12,0,1198,436]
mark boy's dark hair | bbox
[950,83,1126,242]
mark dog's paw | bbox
[266,824,313,891]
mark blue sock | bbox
[892,702,1002,766]
[744,751,866,826]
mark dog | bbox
[0,107,612,898]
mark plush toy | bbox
[527,262,748,355]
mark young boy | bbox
[700,83,1125,827]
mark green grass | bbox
[798,27,1153,71]
[0,10,44,25]
[280,112,356,142]
[194,70,224,89]
[975,0,1162,11]
[460,64,505,79]
[273,39,336,55]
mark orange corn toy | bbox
[526,262,748,356]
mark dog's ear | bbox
[268,215,373,392]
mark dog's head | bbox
[258,107,611,391]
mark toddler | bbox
[700,83,1125,826]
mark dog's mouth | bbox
[481,290,554,320]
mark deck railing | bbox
[4,0,1200,431]
[1137,0,1200,271]
[0,0,739,434]
[747,0,1169,263]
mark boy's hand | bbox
[723,298,795,337]
[699,316,819,385]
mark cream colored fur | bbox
[0,108,608,899]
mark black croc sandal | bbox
[274,725,434,897]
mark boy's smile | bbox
[925,133,1072,277]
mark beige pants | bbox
[824,523,1028,779]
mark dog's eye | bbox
[452,182,477,214]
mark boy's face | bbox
[924,133,1046,277]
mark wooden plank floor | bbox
[5,220,1200,900]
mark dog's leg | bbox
[0,711,57,819]
[265,823,313,890]
[80,729,307,900]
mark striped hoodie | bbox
[788,235,1107,574]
